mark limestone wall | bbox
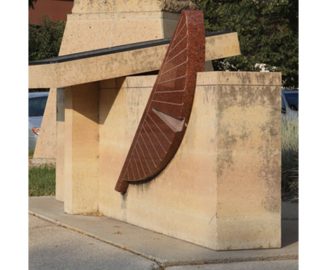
[32,88,56,164]
[93,71,281,250]
[60,9,179,55]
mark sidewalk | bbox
[29,196,298,269]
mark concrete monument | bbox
[29,0,281,251]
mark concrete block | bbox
[60,11,180,55]
[95,71,281,250]
[29,33,239,89]
[56,88,65,201]
[63,83,100,214]
[32,88,57,163]
[72,0,196,14]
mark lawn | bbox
[29,165,55,196]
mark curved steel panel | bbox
[115,10,205,194]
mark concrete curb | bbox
[29,197,298,268]
[29,211,162,269]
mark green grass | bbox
[29,165,55,196]
[281,115,298,199]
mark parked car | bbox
[29,91,49,153]
[281,89,298,117]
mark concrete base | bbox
[59,71,281,250]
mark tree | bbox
[29,18,65,61]
[195,0,298,88]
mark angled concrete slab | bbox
[29,33,240,88]
[29,196,298,267]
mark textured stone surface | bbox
[29,32,239,89]
[72,0,196,13]
[32,88,57,162]
[59,11,180,55]
[63,83,100,214]
[96,71,281,250]
[55,88,65,201]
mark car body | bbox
[281,89,298,118]
[29,91,49,153]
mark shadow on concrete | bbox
[282,201,298,247]
[30,196,298,267]
[98,79,123,125]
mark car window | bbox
[29,96,48,117]
[284,92,298,111]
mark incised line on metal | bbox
[115,10,205,194]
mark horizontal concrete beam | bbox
[29,33,240,88]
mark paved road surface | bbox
[29,215,158,270]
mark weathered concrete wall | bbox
[94,71,281,250]
[63,83,100,214]
[201,73,281,250]
[60,11,179,55]
[55,88,65,201]
[72,0,196,13]
[32,88,56,164]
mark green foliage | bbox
[29,18,65,61]
[195,0,298,88]
[29,165,55,196]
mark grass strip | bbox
[29,165,55,196]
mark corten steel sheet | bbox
[115,10,205,194]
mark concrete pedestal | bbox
[62,71,281,250]
[34,0,281,251]
[63,83,100,214]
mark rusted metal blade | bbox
[115,10,205,194]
